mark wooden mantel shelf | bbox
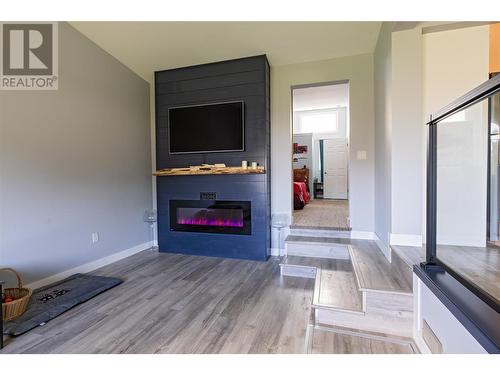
[153,166,265,177]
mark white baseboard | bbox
[350,231,376,240]
[26,241,152,290]
[374,234,391,262]
[390,233,422,247]
[269,247,281,257]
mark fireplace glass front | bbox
[170,200,251,235]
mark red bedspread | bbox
[293,182,310,209]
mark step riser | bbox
[365,290,413,316]
[289,228,351,238]
[285,243,350,260]
[282,238,415,340]
[280,264,317,279]
[315,308,412,338]
[314,291,413,338]
[311,325,417,352]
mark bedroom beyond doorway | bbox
[291,81,350,230]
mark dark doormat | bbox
[3,273,122,336]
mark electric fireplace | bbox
[170,200,251,235]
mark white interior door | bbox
[323,138,348,199]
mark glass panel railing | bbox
[435,92,500,305]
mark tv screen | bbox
[169,101,244,154]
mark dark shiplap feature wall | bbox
[155,55,270,170]
[155,55,271,260]
[156,174,269,260]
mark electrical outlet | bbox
[91,232,99,244]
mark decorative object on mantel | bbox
[251,162,258,169]
[241,160,248,169]
[154,165,265,176]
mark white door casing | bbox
[323,138,348,199]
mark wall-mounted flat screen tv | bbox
[168,101,245,154]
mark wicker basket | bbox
[1,268,32,321]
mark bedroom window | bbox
[295,109,339,134]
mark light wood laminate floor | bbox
[392,243,500,303]
[348,240,412,294]
[293,199,350,230]
[438,245,500,303]
[2,251,313,354]
[2,249,417,354]
[282,238,413,295]
[283,256,363,312]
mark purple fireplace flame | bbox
[176,207,244,228]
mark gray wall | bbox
[272,54,375,236]
[374,23,394,246]
[0,23,152,284]
[374,23,424,247]
[391,28,423,240]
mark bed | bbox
[293,182,310,209]
[293,168,310,209]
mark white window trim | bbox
[294,108,342,134]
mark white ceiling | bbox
[293,83,349,111]
[70,22,382,82]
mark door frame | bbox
[290,80,351,224]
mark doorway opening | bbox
[291,81,351,230]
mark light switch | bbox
[357,150,367,160]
